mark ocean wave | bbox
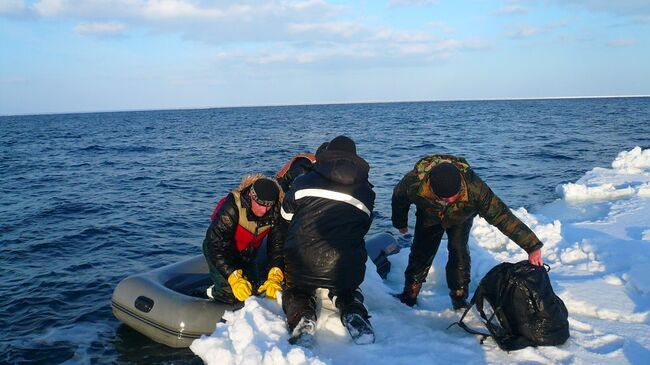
[37,202,108,219]
[78,145,160,154]
[532,152,575,160]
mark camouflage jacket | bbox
[391,155,543,253]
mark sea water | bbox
[1,97,649,364]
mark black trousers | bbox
[282,286,367,331]
[404,218,473,291]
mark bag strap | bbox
[447,286,516,349]
[447,288,491,343]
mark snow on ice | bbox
[191,147,650,365]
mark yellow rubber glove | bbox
[227,269,252,302]
[257,267,284,299]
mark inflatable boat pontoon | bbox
[111,232,399,348]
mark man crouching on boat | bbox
[203,175,286,304]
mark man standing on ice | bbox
[392,155,544,310]
[280,135,376,346]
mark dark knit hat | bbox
[429,163,461,198]
[327,135,356,154]
[251,178,279,206]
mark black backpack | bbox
[450,261,570,351]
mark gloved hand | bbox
[227,269,252,301]
[528,249,543,266]
[257,267,284,299]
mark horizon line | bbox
[2,94,649,118]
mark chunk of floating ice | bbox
[603,275,625,286]
[612,146,650,173]
[558,182,635,202]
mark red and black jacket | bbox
[203,186,285,278]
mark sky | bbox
[0,0,649,115]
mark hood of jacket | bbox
[313,149,370,185]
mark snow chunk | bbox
[643,229,650,241]
[556,147,650,203]
[611,146,650,173]
[603,275,625,286]
[638,183,650,197]
[190,298,328,365]
[557,182,635,202]
[559,240,596,265]
[626,265,650,295]
[471,207,561,259]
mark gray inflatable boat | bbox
[111,232,398,348]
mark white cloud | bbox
[505,24,541,38]
[372,27,435,43]
[23,0,346,45]
[0,0,27,15]
[141,0,223,19]
[7,0,490,69]
[632,15,650,23]
[551,0,650,17]
[28,0,342,21]
[607,38,638,47]
[212,42,379,66]
[287,22,364,38]
[388,0,438,6]
[505,18,571,39]
[497,1,650,21]
[427,21,455,34]
[32,0,63,16]
[74,22,128,37]
[258,46,375,65]
[211,35,489,68]
[0,77,29,85]
[495,3,527,16]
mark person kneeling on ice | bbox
[281,135,376,346]
[392,155,544,310]
[203,175,286,304]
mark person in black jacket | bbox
[280,135,376,345]
[203,175,285,304]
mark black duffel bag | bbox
[449,261,570,351]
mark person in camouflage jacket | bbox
[391,154,544,309]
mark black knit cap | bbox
[251,178,279,205]
[429,163,461,198]
[327,135,356,154]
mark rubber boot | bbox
[450,287,469,310]
[395,281,422,307]
[334,290,374,345]
[334,290,370,321]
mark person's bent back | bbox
[280,135,376,345]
